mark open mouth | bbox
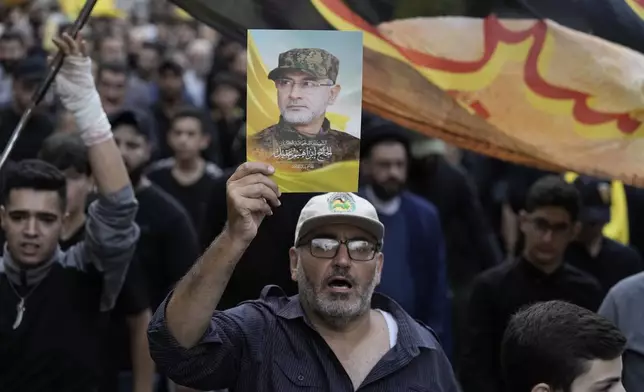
[326,276,353,291]
[20,243,40,253]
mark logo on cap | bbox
[598,183,612,205]
[327,193,356,212]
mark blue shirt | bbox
[148,285,459,391]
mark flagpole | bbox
[0,0,99,171]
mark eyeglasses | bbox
[274,79,334,90]
[301,238,380,261]
[529,217,571,235]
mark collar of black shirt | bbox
[518,256,567,281]
[261,285,438,354]
[2,244,63,288]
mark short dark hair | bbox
[141,41,164,55]
[0,30,24,45]
[1,159,67,210]
[39,133,91,176]
[97,61,128,79]
[158,59,183,76]
[501,300,626,392]
[360,124,411,160]
[524,175,581,221]
[171,106,207,134]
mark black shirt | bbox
[135,184,199,310]
[460,258,603,392]
[147,159,223,239]
[566,237,644,295]
[148,285,460,391]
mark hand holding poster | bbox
[246,30,363,193]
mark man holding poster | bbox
[249,48,360,172]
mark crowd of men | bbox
[0,2,643,392]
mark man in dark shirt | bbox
[566,176,643,294]
[38,133,157,392]
[460,175,604,392]
[0,56,54,162]
[110,108,199,312]
[148,162,458,391]
[0,33,138,391]
[147,107,223,238]
[502,301,626,392]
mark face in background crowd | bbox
[97,36,127,64]
[290,224,383,328]
[158,61,184,103]
[363,139,408,201]
[112,121,152,186]
[0,32,26,73]
[136,42,161,79]
[167,112,210,162]
[276,70,340,126]
[38,133,93,220]
[187,39,213,78]
[96,63,128,114]
[1,161,67,265]
[519,176,581,268]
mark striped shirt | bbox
[148,285,459,391]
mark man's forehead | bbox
[308,224,374,239]
[281,71,318,81]
[6,189,62,213]
[529,208,572,224]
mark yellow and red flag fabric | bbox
[171,0,644,187]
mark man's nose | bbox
[23,218,38,237]
[333,244,352,267]
[288,84,304,99]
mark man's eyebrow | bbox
[593,376,621,388]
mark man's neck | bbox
[61,211,86,241]
[583,235,604,257]
[292,115,325,137]
[305,306,374,343]
[523,251,563,275]
[161,99,180,117]
[172,157,205,186]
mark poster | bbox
[246,29,363,193]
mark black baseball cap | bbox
[572,175,612,224]
[109,108,158,150]
[14,56,47,85]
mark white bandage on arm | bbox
[55,56,113,146]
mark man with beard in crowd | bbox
[110,108,200,391]
[248,48,359,171]
[359,127,451,357]
[148,162,459,391]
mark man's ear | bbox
[328,84,341,105]
[289,247,299,282]
[0,205,6,232]
[531,383,553,392]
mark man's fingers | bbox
[233,173,280,199]
[51,36,69,55]
[228,162,275,183]
[238,198,273,217]
[239,183,280,206]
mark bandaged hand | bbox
[52,33,112,146]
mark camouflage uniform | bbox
[250,48,360,171]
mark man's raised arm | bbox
[53,33,139,311]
